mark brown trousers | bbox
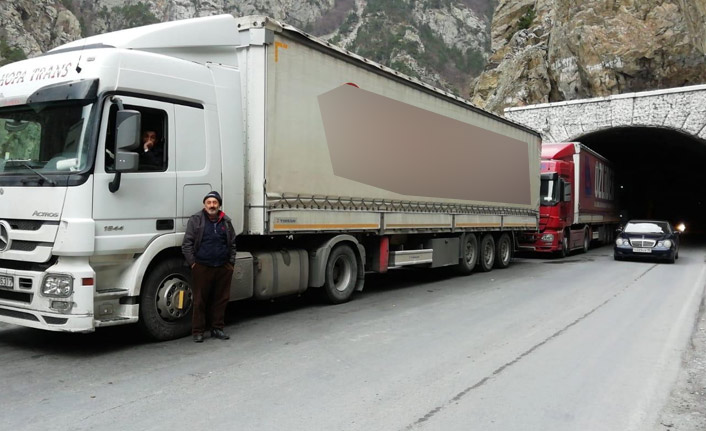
[191,263,233,335]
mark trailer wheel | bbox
[321,244,358,304]
[478,234,495,272]
[138,257,194,340]
[582,228,590,253]
[494,233,512,269]
[456,233,478,275]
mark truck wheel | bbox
[138,257,194,340]
[456,233,478,275]
[582,228,590,253]
[478,234,495,272]
[321,244,358,304]
[494,233,512,269]
[559,231,569,258]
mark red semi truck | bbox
[520,142,620,256]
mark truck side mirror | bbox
[561,180,572,202]
[109,105,141,193]
[114,110,140,172]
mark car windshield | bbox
[0,100,94,177]
[624,222,669,234]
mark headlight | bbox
[658,240,672,248]
[541,234,554,242]
[42,274,74,297]
[615,238,629,246]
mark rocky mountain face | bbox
[0,1,704,114]
[472,0,706,113]
[0,0,492,95]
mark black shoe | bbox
[193,333,204,343]
[211,328,230,340]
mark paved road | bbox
[1,243,704,431]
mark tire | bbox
[614,255,622,261]
[582,228,590,253]
[478,234,495,272]
[456,233,478,275]
[321,244,358,304]
[559,231,569,258]
[667,253,676,264]
[494,233,512,269]
[138,257,194,341]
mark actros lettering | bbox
[32,211,59,218]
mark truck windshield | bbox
[0,100,94,182]
[540,176,559,206]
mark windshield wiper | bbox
[19,162,56,186]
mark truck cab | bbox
[0,16,243,336]
[521,142,618,256]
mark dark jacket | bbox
[182,210,236,267]
[139,146,164,170]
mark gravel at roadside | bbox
[655,296,706,430]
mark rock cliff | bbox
[0,0,491,95]
[1,1,704,113]
[472,0,706,113]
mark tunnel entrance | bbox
[578,126,706,233]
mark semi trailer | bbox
[0,15,540,339]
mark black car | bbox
[614,220,680,263]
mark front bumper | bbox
[0,305,94,332]
[614,246,676,260]
[0,257,96,332]
[518,232,559,253]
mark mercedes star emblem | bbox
[0,221,11,252]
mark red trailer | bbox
[520,142,620,256]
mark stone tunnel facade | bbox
[503,85,706,143]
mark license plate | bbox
[0,275,13,288]
[633,248,652,253]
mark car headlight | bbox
[541,234,554,242]
[615,238,629,246]
[42,274,74,297]
[658,240,672,248]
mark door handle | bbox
[156,219,174,230]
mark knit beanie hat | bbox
[203,191,222,205]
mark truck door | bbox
[93,97,176,254]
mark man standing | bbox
[182,191,237,343]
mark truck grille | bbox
[630,239,656,248]
[0,219,58,263]
[10,241,39,252]
[6,219,43,231]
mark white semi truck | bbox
[0,15,540,340]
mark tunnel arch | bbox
[575,126,706,232]
[505,85,706,233]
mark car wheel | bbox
[667,253,676,264]
[614,255,622,261]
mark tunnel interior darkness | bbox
[578,126,706,233]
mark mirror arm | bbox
[112,96,125,111]
[109,172,122,193]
